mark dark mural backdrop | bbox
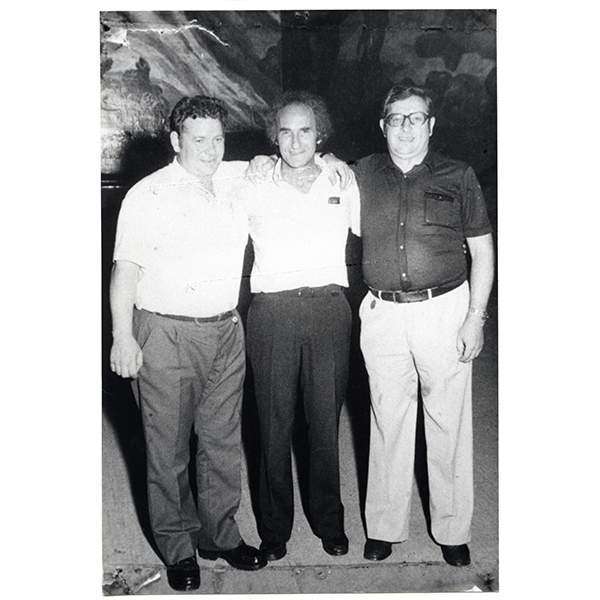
[100,9,496,195]
[100,10,497,533]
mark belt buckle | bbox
[393,290,402,303]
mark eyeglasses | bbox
[384,112,430,128]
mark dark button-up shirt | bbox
[353,151,492,292]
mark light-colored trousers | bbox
[360,281,473,545]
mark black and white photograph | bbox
[5,3,598,600]
[100,8,498,595]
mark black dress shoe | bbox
[363,538,392,561]
[166,556,200,591]
[259,541,287,561]
[198,542,267,571]
[441,544,471,567]
[322,534,349,556]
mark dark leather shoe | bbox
[198,542,267,571]
[441,544,471,567]
[363,538,392,561]
[166,556,200,591]
[322,534,349,556]
[260,541,287,561]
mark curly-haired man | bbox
[242,91,360,561]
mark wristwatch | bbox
[467,306,490,321]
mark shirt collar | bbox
[379,149,438,175]
[169,156,227,183]
[272,157,284,183]
[422,150,439,172]
[272,156,327,185]
[169,157,200,183]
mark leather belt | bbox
[259,285,342,298]
[153,310,236,323]
[369,281,461,304]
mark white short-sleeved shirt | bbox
[242,157,361,293]
[113,158,249,317]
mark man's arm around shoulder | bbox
[110,260,143,379]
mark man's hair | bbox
[266,90,333,146]
[381,85,434,119]
[169,96,228,135]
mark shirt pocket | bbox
[423,189,461,230]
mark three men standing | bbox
[354,85,494,566]
[108,83,494,587]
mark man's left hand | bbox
[246,155,276,182]
[456,315,485,362]
[321,153,355,190]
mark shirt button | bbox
[232,316,239,324]
[400,221,405,226]
[402,272,407,278]
[400,245,404,250]
[298,290,302,296]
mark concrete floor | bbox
[101,305,498,595]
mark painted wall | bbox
[100,9,496,187]
[101,11,282,175]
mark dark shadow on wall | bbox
[115,133,173,188]
[102,375,160,558]
[344,235,371,532]
[414,387,434,541]
[101,129,176,559]
[101,178,158,558]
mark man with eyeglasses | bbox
[354,85,494,567]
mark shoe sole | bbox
[198,550,267,570]
[166,574,200,591]
[441,547,471,567]
[222,558,267,571]
[262,548,287,561]
[364,551,392,561]
[323,546,349,556]
[167,580,200,591]
[443,559,471,567]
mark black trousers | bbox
[247,285,351,544]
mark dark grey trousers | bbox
[131,308,245,565]
[246,285,351,544]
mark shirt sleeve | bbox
[112,184,152,268]
[214,160,249,181]
[461,166,493,238]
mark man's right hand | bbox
[110,333,143,379]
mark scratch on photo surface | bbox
[103,19,229,48]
